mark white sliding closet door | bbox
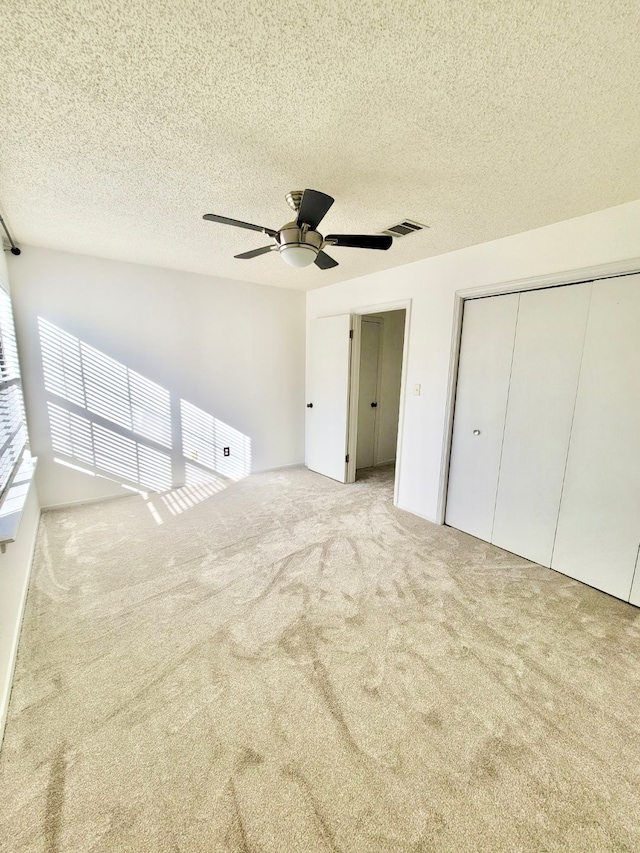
[551,275,640,601]
[445,293,519,541]
[491,284,591,566]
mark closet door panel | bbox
[445,293,519,541]
[551,274,640,600]
[492,283,592,566]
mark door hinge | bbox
[345,454,349,463]
[349,329,353,339]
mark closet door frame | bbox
[436,257,640,526]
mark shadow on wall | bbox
[38,318,251,512]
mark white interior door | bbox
[491,283,592,566]
[629,550,640,607]
[445,293,519,541]
[306,314,352,483]
[551,274,640,601]
[356,319,381,469]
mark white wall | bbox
[0,483,39,746]
[0,251,41,748]
[9,247,306,507]
[307,199,640,522]
[365,310,405,465]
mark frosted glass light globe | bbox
[279,245,317,268]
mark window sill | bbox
[0,453,37,553]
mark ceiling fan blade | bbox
[296,190,335,230]
[325,234,393,250]
[234,245,274,260]
[203,214,277,238]
[314,250,339,270]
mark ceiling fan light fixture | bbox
[279,244,319,267]
[277,223,323,267]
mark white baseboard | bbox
[394,501,439,524]
[41,491,133,512]
[42,462,307,511]
[251,462,305,474]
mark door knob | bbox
[307,403,313,408]
[473,429,481,435]
[371,402,378,408]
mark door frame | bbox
[437,257,640,525]
[346,300,411,509]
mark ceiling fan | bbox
[203,189,392,269]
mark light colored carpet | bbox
[1,465,640,852]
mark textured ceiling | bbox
[1,1,639,292]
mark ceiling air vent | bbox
[381,219,428,239]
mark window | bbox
[0,285,28,499]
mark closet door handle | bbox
[371,402,378,408]
[307,403,313,408]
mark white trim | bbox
[435,294,465,524]
[457,257,640,300]
[42,462,307,511]
[0,505,41,751]
[435,257,640,525]
[346,299,411,506]
[392,303,411,508]
[352,298,413,316]
[252,462,305,475]
[0,454,37,550]
[395,502,437,524]
[40,491,135,511]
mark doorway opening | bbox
[304,302,409,498]
[352,309,406,487]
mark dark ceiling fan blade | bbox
[203,214,277,238]
[314,250,339,270]
[234,245,274,260]
[325,234,393,250]
[296,190,335,230]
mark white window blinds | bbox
[0,286,27,498]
